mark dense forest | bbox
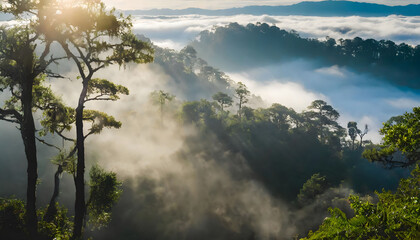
[0,0,419,240]
[190,22,420,89]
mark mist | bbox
[1,6,418,239]
[129,15,420,50]
[227,60,420,143]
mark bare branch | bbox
[35,137,61,151]
[56,130,76,142]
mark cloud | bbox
[103,0,420,10]
[130,15,420,50]
[315,65,346,78]
[228,72,327,112]
[227,60,420,144]
[386,97,420,109]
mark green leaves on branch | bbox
[87,165,122,230]
[86,78,129,102]
[304,166,420,239]
[297,173,328,206]
[83,110,121,135]
[363,107,420,168]
[212,92,233,111]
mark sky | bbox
[102,0,420,10]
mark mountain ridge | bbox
[124,1,420,16]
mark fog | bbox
[226,61,420,143]
[1,9,418,239]
[130,15,420,50]
[127,15,420,143]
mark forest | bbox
[190,22,420,89]
[0,0,419,240]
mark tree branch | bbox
[56,130,76,142]
[35,137,61,151]
[0,108,22,123]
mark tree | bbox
[305,107,420,239]
[363,107,419,168]
[40,1,154,238]
[304,166,420,239]
[297,173,328,206]
[234,82,250,120]
[212,92,233,111]
[269,103,292,130]
[150,90,175,124]
[306,100,343,144]
[86,165,122,230]
[347,121,359,150]
[347,121,369,150]
[358,124,368,148]
[0,1,67,234]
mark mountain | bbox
[124,1,420,17]
[189,23,420,89]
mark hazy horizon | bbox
[103,0,420,10]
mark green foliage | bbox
[235,82,250,107]
[39,99,75,137]
[212,92,233,111]
[83,110,122,135]
[150,90,175,106]
[297,173,329,206]
[304,166,420,239]
[87,165,122,230]
[191,23,420,89]
[0,198,73,240]
[0,198,25,236]
[86,78,129,102]
[363,107,420,168]
[51,150,77,175]
[347,121,359,143]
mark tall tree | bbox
[0,1,66,234]
[306,100,342,144]
[235,82,250,120]
[358,124,368,148]
[150,90,175,124]
[347,121,359,150]
[44,1,154,238]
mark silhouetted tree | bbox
[347,121,359,150]
[150,90,175,124]
[235,82,250,120]
[0,1,68,234]
[212,92,233,111]
[41,1,154,238]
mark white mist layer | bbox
[227,60,420,143]
[130,15,420,49]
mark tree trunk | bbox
[44,165,63,222]
[45,147,76,222]
[72,82,88,240]
[21,76,38,237]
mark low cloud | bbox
[130,15,420,49]
[229,72,327,112]
[103,0,420,10]
[227,60,420,144]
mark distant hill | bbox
[125,1,420,17]
[189,23,420,89]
